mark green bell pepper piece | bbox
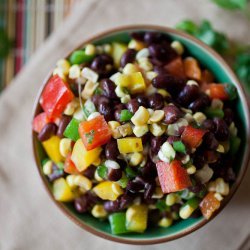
[204,107,224,118]
[173,141,186,154]
[69,50,94,65]
[230,136,241,155]
[109,212,128,235]
[120,109,133,122]
[96,165,108,179]
[63,118,81,141]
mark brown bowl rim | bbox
[32,24,250,245]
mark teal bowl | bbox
[32,25,250,244]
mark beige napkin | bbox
[0,0,250,249]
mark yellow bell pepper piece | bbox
[129,72,146,94]
[71,139,102,172]
[42,136,63,163]
[126,204,148,233]
[117,137,143,154]
[112,42,127,67]
[93,181,123,201]
[53,177,75,202]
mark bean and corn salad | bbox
[33,31,241,234]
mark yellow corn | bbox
[69,65,81,79]
[42,160,53,175]
[179,204,194,219]
[131,106,150,126]
[170,41,184,55]
[158,217,173,228]
[117,137,143,154]
[108,121,121,130]
[138,57,153,72]
[56,59,71,75]
[64,99,79,116]
[85,44,96,56]
[149,123,166,136]
[53,67,66,81]
[93,181,123,201]
[81,67,98,83]
[149,110,165,123]
[81,80,98,99]
[53,178,75,202]
[115,74,131,87]
[59,138,72,158]
[92,157,101,166]
[112,42,127,67]
[166,193,178,206]
[128,152,143,166]
[193,112,207,125]
[214,192,224,202]
[91,204,107,218]
[133,125,149,137]
[152,187,164,199]
[117,123,133,137]
[123,63,139,75]
[42,136,63,163]
[121,95,131,104]
[126,204,148,233]
[146,71,158,81]
[216,144,225,153]
[187,165,197,175]
[128,39,145,51]
[71,139,102,172]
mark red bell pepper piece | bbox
[40,75,74,119]
[64,153,81,174]
[164,57,185,78]
[199,192,221,219]
[79,115,112,150]
[208,84,229,100]
[156,160,192,193]
[181,125,206,149]
[32,112,52,133]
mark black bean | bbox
[144,182,156,200]
[92,95,109,107]
[131,31,145,41]
[74,195,89,213]
[120,49,136,68]
[149,43,177,63]
[213,118,229,141]
[192,153,205,170]
[204,150,219,163]
[104,200,120,212]
[190,209,202,218]
[148,209,161,227]
[100,79,117,99]
[148,93,164,110]
[140,160,157,180]
[171,204,182,213]
[126,99,139,113]
[105,140,119,160]
[202,119,215,132]
[136,95,148,107]
[163,105,183,124]
[37,123,57,141]
[223,108,234,125]
[90,54,113,74]
[119,193,134,209]
[152,74,185,96]
[188,182,206,193]
[126,180,144,193]
[114,103,125,121]
[151,136,165,154]
[141,132,151,145]
[144,31,169,45]
[116,159,127,170]
[98,102,113,121]
[48,164,64,182]
[153,65,168,75]
[57,115,72,138]
[188,93,210,112]
[108,168,122,181]
[202,132,219,150]
[177,85,200,106]
[83,165,96,179]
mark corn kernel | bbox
[221,140,230,153]
[158,217,173,228]
[211,99,223,109]
[149,110,165,123]
[229,122,237,136]
[146,71,158,81]
[147,108,154,116]
[115,74,131,87]
[160,141,176,160]
[91,204,107,218]
[129,152,143,166]
[112,182,124,195]
[216,144,225,153]
[193,112,207,125]
[179,205,194,219]
[81,80,98,99]
[170,41,184,55]
[150,123,166,136]
[69,65,81,79]
[166,193,178,206]
[110,72,122,83]
[117,123,133,137]
[166,118,188,136]
[195,164,214,184]
[184,113,194,123]
[92,158,101,167]
[214,192,224,202]
[131,106,150,126]
[129,72,146,94]
[138,57,153,72]
[53,178,75,202]
[73,106,86,121]
[85,44,96,56]
[117,137,143,154]
[181,154,190,164]
[187,165,196,175]
[133,125,149,137]
[152,187,164,199]
[136,48,150,60]
[56,59,71,75]
[108,121,121,130]
[115,86,127,98]
[64,99,79,116]
[215,178,229,196]
[66,174,92,192]
[53,67,66,81]
[103,44,112,54]
[94,169,103,182]
[123,63,139,75]
[81,67,98,83]
[105,160,120,169]
[59,138,72,157]
[158,150,169,163]
[121,95,131,104]
[128,39,145,51]
[157,89,170,97]
[43,160,53,175]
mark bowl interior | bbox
[33,27,249,244]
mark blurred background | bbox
[0,0,79,91]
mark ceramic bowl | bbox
[32,25,250,244]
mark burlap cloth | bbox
[1,0,250,249]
